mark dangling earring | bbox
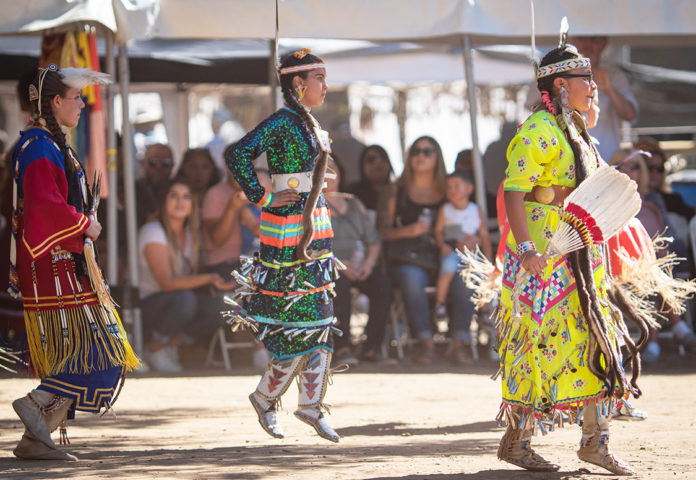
[295,85,306,101]
[560,84,570,108]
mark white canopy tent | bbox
[4,0,696,355]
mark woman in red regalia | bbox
[8,65,139,461]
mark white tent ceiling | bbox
[4,1,696,47]
[124,0,696,46]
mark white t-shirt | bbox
[443,202,480,241]
[138,221,194,299]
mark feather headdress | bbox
[59,68,112,90]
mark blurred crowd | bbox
[1,36,695,372]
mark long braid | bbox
[537,46,645,400]
[35,71,86,213]
[282,87,316,136]
[279,51,329,261]
[40,96,74,173]
[557,108,625,397]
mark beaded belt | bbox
[271,171,336,193]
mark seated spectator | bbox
[610,149,696,362]
[177,147,221,203]
[433,171,492,316]
[381,136,477,365]
[325,156,393,365]
[138,179,234,372]
[635,137,693,267]
[201,163,260,278]
[136,143,173,227]
[202,165,270,370]
[348,145,394,226]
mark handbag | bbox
[384,236,439,272]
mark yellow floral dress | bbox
[498,111,628,430]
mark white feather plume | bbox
[60,68,111,90]
[559,16,569,47]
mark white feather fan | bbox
[546,164,641,256]
[513,164,641,316]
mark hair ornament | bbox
[294,47,312,59]
[28,84,39,101]
[558,16,569,48]
[59,68,112,90]
[540,90,556,114]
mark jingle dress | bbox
[225,107,339,360]
[497,111,629,428]
[10,128,139,413]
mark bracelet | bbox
[516,240,536,257]
[256,189,274,208]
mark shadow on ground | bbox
[0,437,501,479]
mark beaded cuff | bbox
[257,190,274,208]
[516,240,537,257]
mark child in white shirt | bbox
[433,171,492,316]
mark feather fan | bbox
[513,164,641,316]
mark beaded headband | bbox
[279,62,325,76]
[536,57,591,79]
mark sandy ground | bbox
[1,351,695,480]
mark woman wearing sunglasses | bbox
[381,136,476,365]
[609,149,696,363]
[495,41,653,475]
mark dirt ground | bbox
[1,349,695,480]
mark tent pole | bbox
[105,30,118,284]
[118,43,143,357]
[461,35,487,217]
[269,39,278,110]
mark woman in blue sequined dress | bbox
[224,48,341,443]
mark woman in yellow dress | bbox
[496,43,648,475]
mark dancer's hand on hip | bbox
[270,189,300,207]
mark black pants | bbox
[333,267,393,351]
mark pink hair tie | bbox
[540,91,556,115]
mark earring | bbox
[560,84,569,108]
[295,85,306,101]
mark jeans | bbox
[333,267,393,350]
[390,264,474,341]
[140,289,224,343]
